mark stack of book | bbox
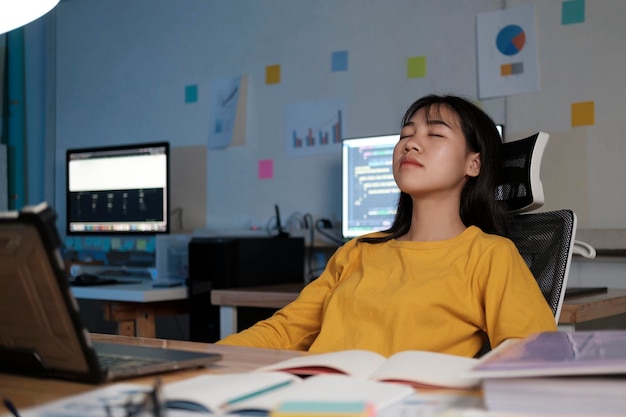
[470,330,626,416]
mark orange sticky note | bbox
[571,101,595,126]
[266,64,281,85]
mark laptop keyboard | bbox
[97,352,165,370]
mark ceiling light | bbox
[0,0,60,35]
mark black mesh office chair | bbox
[499,131,576,319]
[477,132,577,356]
[505,209,576,317]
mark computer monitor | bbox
[341,134,400,239]
[66,142,170,235]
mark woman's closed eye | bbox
[399,130,414,140]
[428,130,446,138]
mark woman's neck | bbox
[399,196,467,242]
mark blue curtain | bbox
[5,28,26,210]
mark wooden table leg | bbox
[219,305,238,339]
[103,302,157,338]
[135,309,156,338]
[102,300,187,338]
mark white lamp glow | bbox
[0,0,60,35]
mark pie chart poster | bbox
[476,4,539,99]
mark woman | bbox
[217,94,557,357]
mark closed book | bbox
[162,372,414,414]
[469,330,626,415]
[482,375,626,416]
[470,330,626,379]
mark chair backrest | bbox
[506,209,577,320]
[500,132,576,321]
[498,131,549,213]
[476,133,576,357]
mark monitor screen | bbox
[341,134,400,239]
[66,142,170,235]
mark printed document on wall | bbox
[285,98,345,158]
[208,75,248,149]
[476,4,539,99]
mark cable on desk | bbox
[315,218,344,246]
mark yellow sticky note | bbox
[266,64,281,85]
[407,56,427,79]
[571,101,595,126]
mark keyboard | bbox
[564,286,608,298]
[98,269,152,278]
[97,352,165,370]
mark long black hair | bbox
[359,94,507,244]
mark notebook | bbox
[0,202,222,383]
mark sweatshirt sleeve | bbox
[481,238,558,348]
[216,241,352,350]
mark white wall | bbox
[52,1,626,243]
[569,258,626,289]
[53,0,506,233]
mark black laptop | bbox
[0,203,221,383]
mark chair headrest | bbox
[497,132,549,213]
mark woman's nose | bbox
[404,136,422,153]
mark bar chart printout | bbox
[285,98,345,157]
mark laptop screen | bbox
[0,203,95,379]
[0,203,221,383]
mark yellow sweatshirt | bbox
[217,226,557,357]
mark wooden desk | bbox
[0,333,304,412]
[558,288,626,331]
[211,283,303,338]
[211,284,626,337]
[71,280,188,338]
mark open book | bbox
[162,372,414,414]
[255,349,481,389]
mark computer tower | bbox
[187,236,304,342]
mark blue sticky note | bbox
[562,0,585,25]
[331,50,348,72]
[185,84,198,103]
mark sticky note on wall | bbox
[571,101,595,126]
[185,84,198,103]
[407,56,427,79]
[331,51,348,72]
[259,159,274,179]
[266,64,281,84]
[562,0,585,25]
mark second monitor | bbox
[342,134,400,240]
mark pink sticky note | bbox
[259,159,274,179]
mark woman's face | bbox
[392,104,481,199]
